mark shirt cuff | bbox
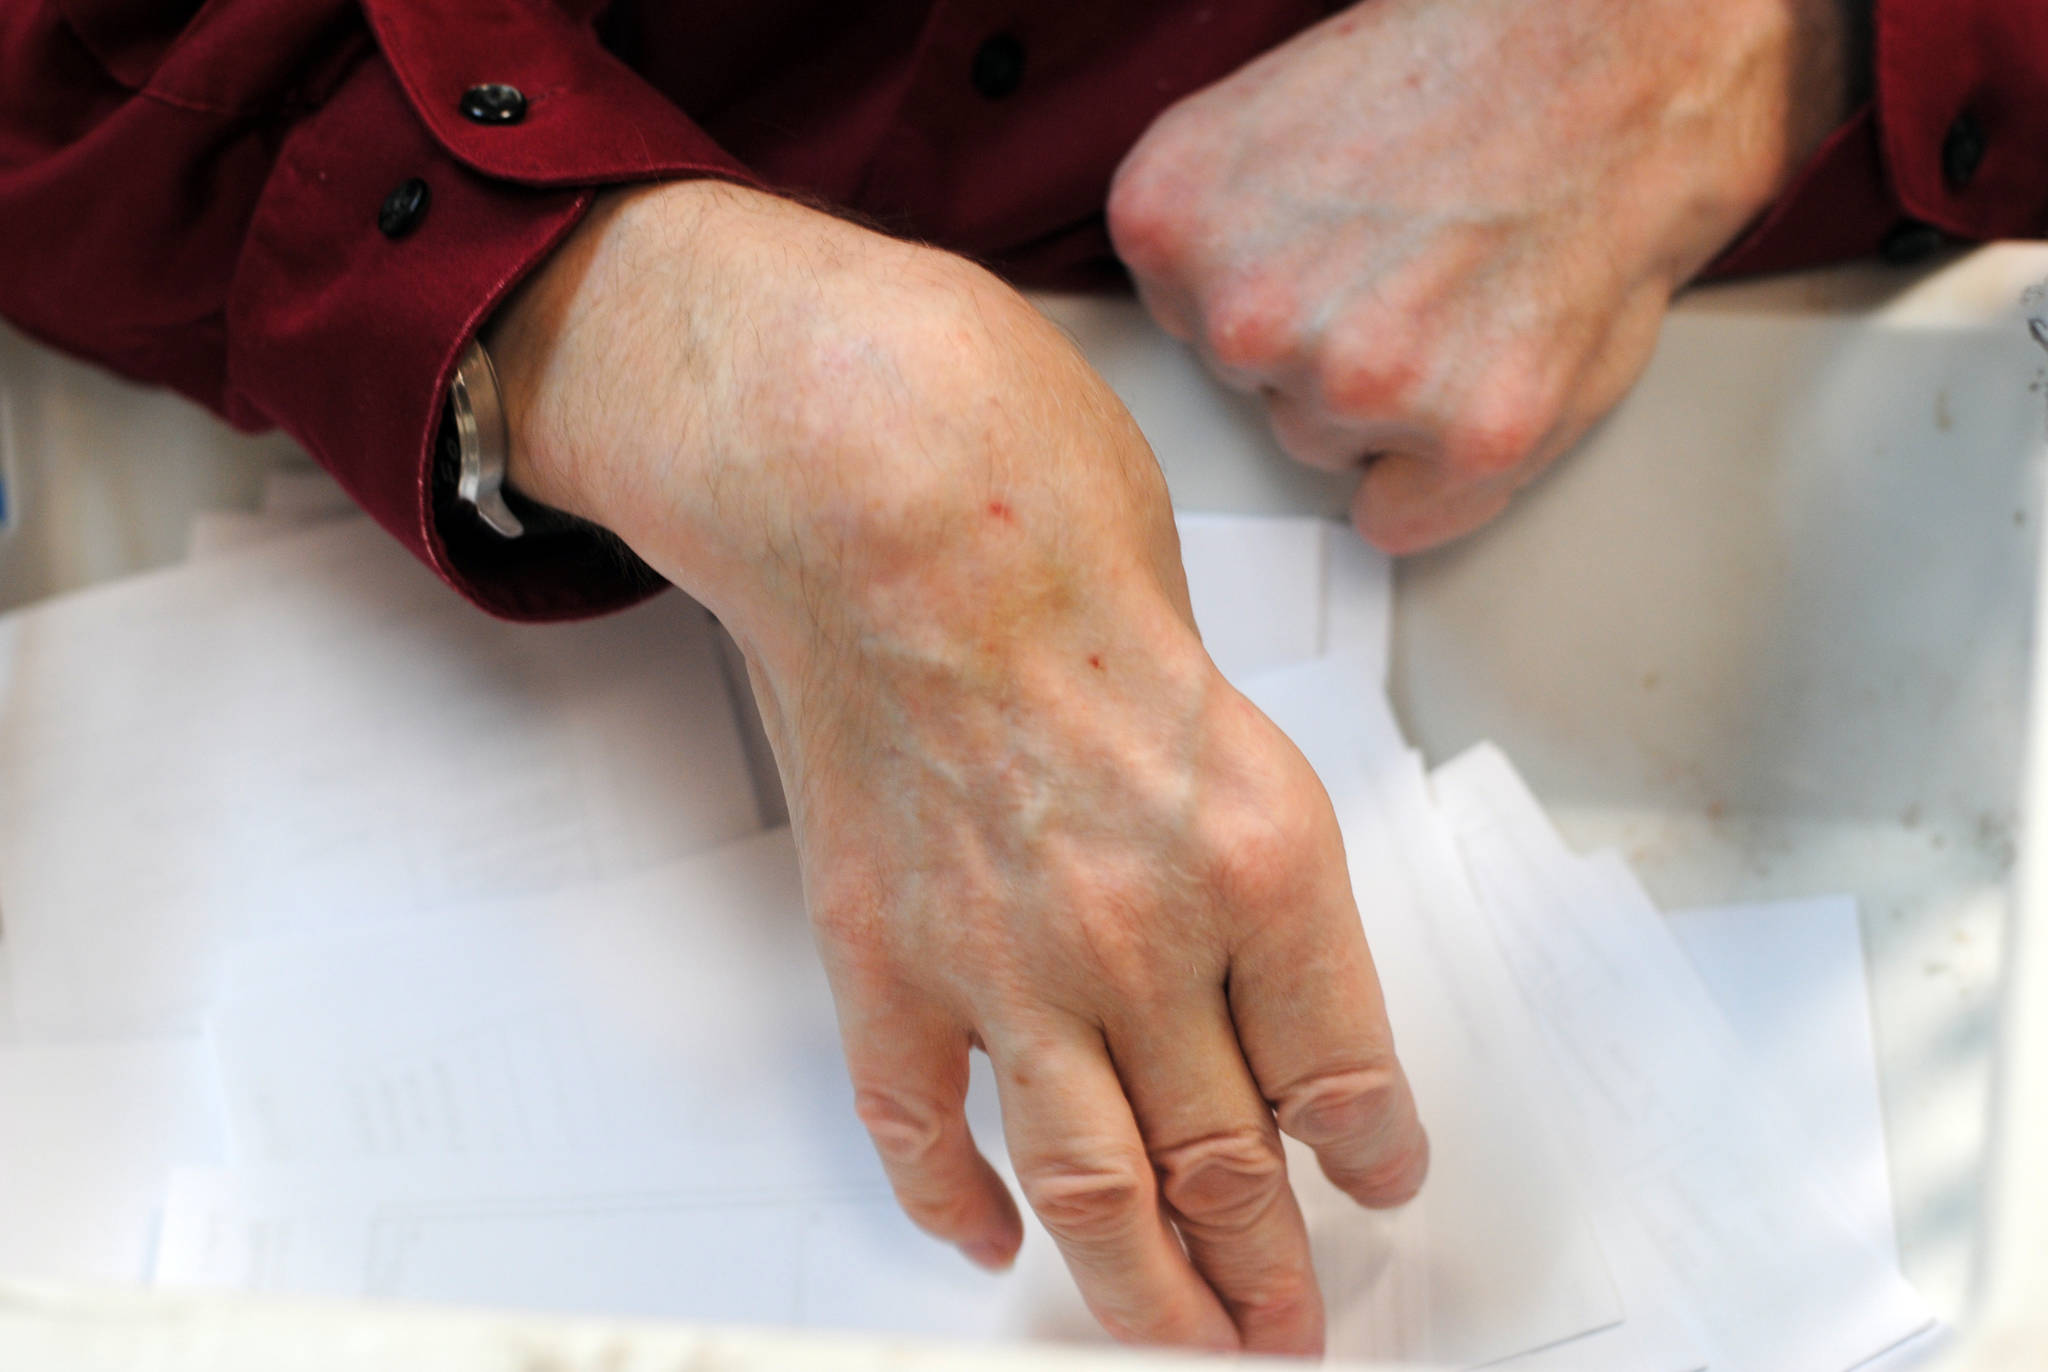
[1876,0,2048,242]
[222,0,761,621]
[1712,0,2048,279]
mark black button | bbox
[1879,219,1946,266]
[376,177,431,238]
[970,34,1025,99]
[459,83,527,125]
[1943,111,1986,191]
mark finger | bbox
[1262,387,1370,471]
[843,996,1025,1271]
[1350,449,1514,555]
[1127,271,1200,347]
[1230,862,1429,1208]
[1262,386,1439,474]
[1349,295,1662,557]
[990,1017,1241,1351]
[1549,288,1669,457]
[1107,989,1325,1355]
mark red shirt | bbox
[2,0,2043,619]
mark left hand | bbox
[1106,0,1854,552]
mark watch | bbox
[447,337,524,539]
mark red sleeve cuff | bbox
[1711,0,2048,280]
[1709,105,1896,278]
[224,0,762,620]
[1876,0,2048,242]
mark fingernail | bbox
[961,1238,1016,1272]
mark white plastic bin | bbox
[3,244,2046,1368]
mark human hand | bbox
[487,181,1428,1354]
[1107,0,1854,551]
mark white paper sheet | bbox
[24,487,1909,1363]
[1432,744,1933,1372]
[147,823,1927,1366]
[153,1155,1116,1340]
[0,518,763,1037]
[1320,521,1391,682]
[1496,890,1911,1372]
[182,834,1048,1330]
[1172,515,1389,687]
[1669,894,1901,1267]
[191,670,1615,1365]
[1174,513,1325,683]
[0,943,15,1043]
[157,837,1067,1345]
[0,1039,226,1282]
[209,830,863,1181]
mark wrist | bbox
[1647,0,1863,284]
[1707,0,1859,227]
[479,176,1192,691]
[485,183,679,527]
[1781,0,1861,162]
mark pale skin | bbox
[1109,0,1853,551]
[488,0,1850,1355]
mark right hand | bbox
[487,180,1430,1355]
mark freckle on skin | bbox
[1089,655,1104,670]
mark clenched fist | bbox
[1108,0,1855,550]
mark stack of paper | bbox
[0,472,760,1283]
[0,468,1935,1367]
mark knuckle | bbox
[1131,281,1199,345]
[1105,156,1188,274]
[1441,392,1549,479]
[1238,1281,1325,1346]
[1264,394,1362,472]
[1153,1127,1287,1232]
[1360,1125,1430,1205]
[1274,1064,1428,1201]
[1315,338,1426,420]
[1105,111,1207,275]
[1200,280,1298,376]
[1199,793,1329,914]
[1442,422,1539,478]
[1020,1156,1154,1248]
[1190,1266,1324,1352]
[852,1085,951,1168]
[1096,1306,1208,1351]
[809,869,889,950]
[1206,829,1300,914]
[1274,1064,1406,1147]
